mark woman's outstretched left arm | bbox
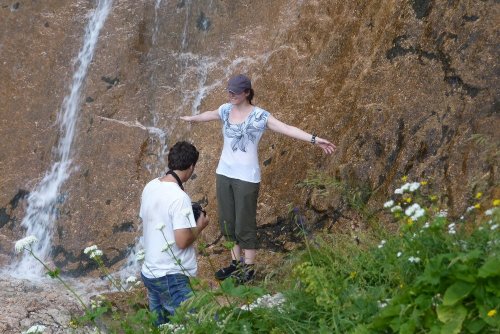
[267,115,336,154]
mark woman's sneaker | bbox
[214,260,239,280]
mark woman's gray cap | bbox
[227,74,252,94]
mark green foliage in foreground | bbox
[166,182,500,334]
[16,179,500,334]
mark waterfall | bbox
[118,1,224,281]
[180,0,191,50]
[152,0,164,46]
[11,0,113,279]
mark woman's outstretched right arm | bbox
[180,109,220,122]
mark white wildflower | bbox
[377,299,390,308]
[448,222,457,235]
[90,297,103,309]
[394,188,403,195]
[423,222,430,229]
[391,205,403,212]
[84,245,98,254]
[397,251,402,257]
[405,206,415,216]
[155,223,165,231]
[15,236,39,253]
[466,206,475,212]
[378,240,386,248]
[126,276,137,284]
[136,249,145,261]
[485,208,497,216]
[415,207,426,217]
[23,325,47,334]
[491,224,499,231]
[405,203,421,217]
[159,323,185,333]
[436,210,448,218]
[408,182,420,192]
[241,293,286,312]
[383,200,394,208]
[400,183,411,192]
[89,250,103,259]
[408,256,421,263]
[84,245,103,259]
[411,208,425,221]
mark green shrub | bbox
[15,178,500,334]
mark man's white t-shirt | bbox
[216,103,270,183]
[140,178,197,278]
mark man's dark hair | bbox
[167,141,199,170]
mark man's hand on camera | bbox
[196,212,209,232]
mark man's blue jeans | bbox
[141,272,192,326]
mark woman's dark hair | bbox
[245,88,254,105]
[168,141,199,170]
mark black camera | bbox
[192,202,206,221]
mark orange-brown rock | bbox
[1,0,498,278]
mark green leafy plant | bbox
[297,170,373,219]
[14,176,500,334]
[367,182,500,334]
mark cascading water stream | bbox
[119,0,252,280]
[152,0,164,46]
[180,0,191,51]
[11,0,113,279]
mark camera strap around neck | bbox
[165,170,184,191]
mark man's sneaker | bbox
[232,264,255,284]
[215,260,239,280]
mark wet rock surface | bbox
[0,277,85,334]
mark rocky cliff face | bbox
[1,0,498,276]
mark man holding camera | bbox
[140,141,209,326]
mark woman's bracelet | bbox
[311,134,317,144]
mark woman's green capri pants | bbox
[216,174,260,249]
